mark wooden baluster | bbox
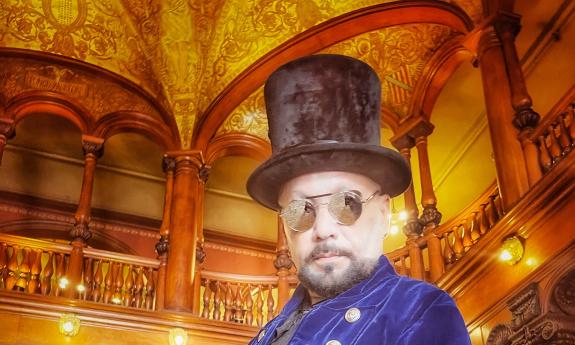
[92,259,103,302]
[123,265,134,307]
[256,285,264,327]
[566,104,575,143]
[234,283,243,322]
[213,281,221,321]
[112,263,123,304]
[245,284,253,326]
[557,115,571,153]
[547,126,562,163]
[427,231,444,282]
[479,204,490,234]
[442,234,455,265]
[469,212,481,243]
[461,222,473,251]
[27,249,42,294]
[267,285,275,321]
[133,267,144,308]
[6,245,20,291]
[224,282,233,322]
[0,243,7,288]
[398,256,407,276]
[453,226,465,259]
[83,258,93,300]
[103,261,114,304]
[201,279,212,319]
[144,268,155,310]
[15,247,31,291]
[54,253,67,297]
[537,136,553,171]
[41,251,54,295]
[488,195,500,227]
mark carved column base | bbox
[403,219,424,238]
[69,221,92,244]
[513,108,540,131]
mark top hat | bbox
[247,54,411,210]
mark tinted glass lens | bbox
[282,199,316,231]
[328,191,363,225]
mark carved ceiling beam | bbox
[192,1,474,151]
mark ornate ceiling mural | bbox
[216,23,461,138]
[0,0,482,147]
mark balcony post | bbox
[192,165,209,315]
[478,18,532,210]
[274,219,293,312]
[164,151,206,312]
[155,156,176,310]
[0,118,15,165]
[67,135,104,298]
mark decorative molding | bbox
[204,242,275,261]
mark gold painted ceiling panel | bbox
[217,23,460,138]
[0,0,482,146]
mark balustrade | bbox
[0,233,159,310]
[199,270,297,327]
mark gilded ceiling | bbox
[0,0,482,147]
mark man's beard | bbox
[297,243,378,299]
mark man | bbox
[247,55,471,345]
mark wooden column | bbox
[155,156,175,310]
[274,219,293,312]
[192,164,210,315]
[67,135,104,298]
[164,150,205,312]
[392,136,423,238]
[478,21,531,211]
[494,13,542,186]
[0,118,15,165]
[415,135,442,228]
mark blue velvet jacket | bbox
[249,256,471,345]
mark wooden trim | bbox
[192,0,473,150]
[0,291,257,339]
[204,228,276,254]
[205,133,271,165]
[530,82,575,139]
[0,232,72,252]
[83,247,159,268]
[201,270,298,285]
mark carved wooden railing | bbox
[0,233,159,310]
[199,270,298,326]
[523,101,575,184]
[387,183,503,282]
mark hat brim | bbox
[247,143,411,210]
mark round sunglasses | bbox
[280,190,380,232]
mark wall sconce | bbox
[169,328,188,345]
[59,313,80,337]
[499,236,524,265]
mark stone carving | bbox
[508,283,541,331]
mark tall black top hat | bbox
[247,54,411,210]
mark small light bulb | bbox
[390,225,399,235]
[58,278,69,289]
[111,296,122,304]
[62,321,74,333]
[175,335,184,345]
[399,211,408,221]
[499,249,512,261]
[76,284,85,292]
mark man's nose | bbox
[311,206,339,240]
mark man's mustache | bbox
[305,244,353,263]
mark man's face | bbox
[278,171,390,300]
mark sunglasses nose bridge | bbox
[310,202,340,238]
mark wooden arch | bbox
[205,133,271,166]
[192,0,474,150]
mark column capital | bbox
[390,117,434,147]
[492,11,522,39]
[81,135,104,158]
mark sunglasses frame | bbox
[280,190,381,232]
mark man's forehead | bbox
[278,171,380,200]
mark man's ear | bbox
[377,194,391,239]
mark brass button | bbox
[345,307,361,323]
[258,329,266,342]
[326,340,341,345]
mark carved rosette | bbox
[512,108,541,131]
[196,241,206,264]
[69,221,92,244]
[553,269,575,316]
[402,219,424,238]
[155,235,169,257]
[274,252,293,271]
[420,205,442,227]
[82,140,104,158]
[162,156,176,174]
[198,164,211,184]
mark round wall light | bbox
[169,328,188,345]
[499,236,524,265]
[59,313,81,337]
